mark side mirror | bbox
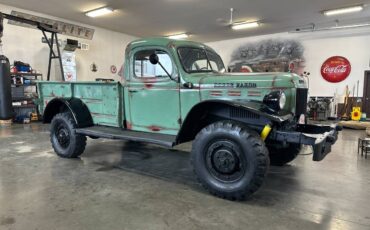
[149,53,159,65]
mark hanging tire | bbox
[191,121,269,201]
[268,144,301,166]
[50,112,87,158]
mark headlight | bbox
[263,91,286,111]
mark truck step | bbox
[76,126,176,148]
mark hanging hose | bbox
[0,13,13,120]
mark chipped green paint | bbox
[38,37,307,135]
[37,82,122,127]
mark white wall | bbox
[0,3,137,81]
[207,29,370,97]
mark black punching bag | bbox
[0,55,12,120]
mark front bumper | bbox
[270,124,341,161]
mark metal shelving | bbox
[11,72,41,120]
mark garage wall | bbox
[0,3,137,82]
[207,29,370,97]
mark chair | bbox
[358,138,370,159]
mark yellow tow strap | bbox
[261,124,272,141]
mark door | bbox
[363,71,370,116]
[127,48,180,135]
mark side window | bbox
[134,49,173,78]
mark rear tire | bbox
[50,112,87,158]
[268,144,301,166]
[191,121,269,201]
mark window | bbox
[177,47,225,73]
[134,50,173,78]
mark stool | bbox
[358,138,370,159]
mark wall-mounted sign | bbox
[321,56,351,83]
[229,39,305,75]
[8,11,95,40]
[110,65,117,74]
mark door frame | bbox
[363,71,370,115]
[125,46,181,134]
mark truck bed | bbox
[37,81,123,127]
[76,126,176,148]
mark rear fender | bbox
[43,98,93,128]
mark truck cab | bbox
[37,37,340,201]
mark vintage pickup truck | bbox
[37,37,340,200]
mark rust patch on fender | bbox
[144,83,153,89]
[148,125,162,132]
[126,121,132,130]
[141,78,157,89]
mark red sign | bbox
[110,65,117,74]
[321,56,351,83]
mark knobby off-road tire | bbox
[191,121,270,201]
[268,144,302,166]
[50,112,87,158]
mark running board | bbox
[76,126,176,148]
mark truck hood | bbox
[183,72,307,112]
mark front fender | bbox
[43,98,93,128]
[176,100,293,144]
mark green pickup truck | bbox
[37,37,340,200]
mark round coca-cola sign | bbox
[321,56,351,83]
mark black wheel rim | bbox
[205,140,245,182]
[55,122,70,148]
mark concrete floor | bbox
[0,123,370,230]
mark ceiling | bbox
[1,0,370,42]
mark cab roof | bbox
[127,37,216,52]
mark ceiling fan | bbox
[216,8,260,30]
[216,8,235,26]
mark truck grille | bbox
[230,107,260,119]
[295,88,308,116]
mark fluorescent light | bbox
[290,22,370,33]
[168,33,189,39]
[323,5,364,16]
[85,7,114,17]
[232,21,260,30]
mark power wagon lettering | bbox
[214,82,257,88]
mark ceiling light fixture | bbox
[85,7,114,18]
[290,22,370,33]
[168,33,189,39]
[231,21,260,30]
[323,5,364,16]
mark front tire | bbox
[50,112,87,158]
[191,121,269,201]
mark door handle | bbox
[183,82,194,89]
[129,89,138,93]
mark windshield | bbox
[177,47,226,73]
